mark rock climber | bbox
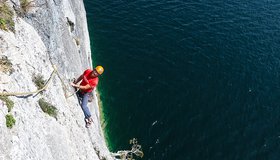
[71,66,104,128]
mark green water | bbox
[85,0,280,159]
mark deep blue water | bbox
[84,1,280,159]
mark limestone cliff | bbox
[0,0,112,159]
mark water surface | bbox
[85,1,280,159]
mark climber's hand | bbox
[70,82,79,88]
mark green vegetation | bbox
[0,2,15,32]
[19,0,33,15]
[0,96,14,112]
[5,114,16,128]
[0,18,6,30]
[32,74,45,90]
[38,98,57,118]
[0,56,14,74]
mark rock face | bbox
[0,0,112,159]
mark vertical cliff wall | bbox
[0,0,112,159]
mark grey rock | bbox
[0,0,112,159]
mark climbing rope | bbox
[0,67,57,96]
[0,65,76,98]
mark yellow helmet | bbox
[95,65,104,75]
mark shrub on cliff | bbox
[0,56,14,74]
[38,98,57,119]
[0,96,14,112]
[32,74,45,90]
[0,2,15,32]
[0,18,7,30]
[19,0,33,16]
[5,114,16,128]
